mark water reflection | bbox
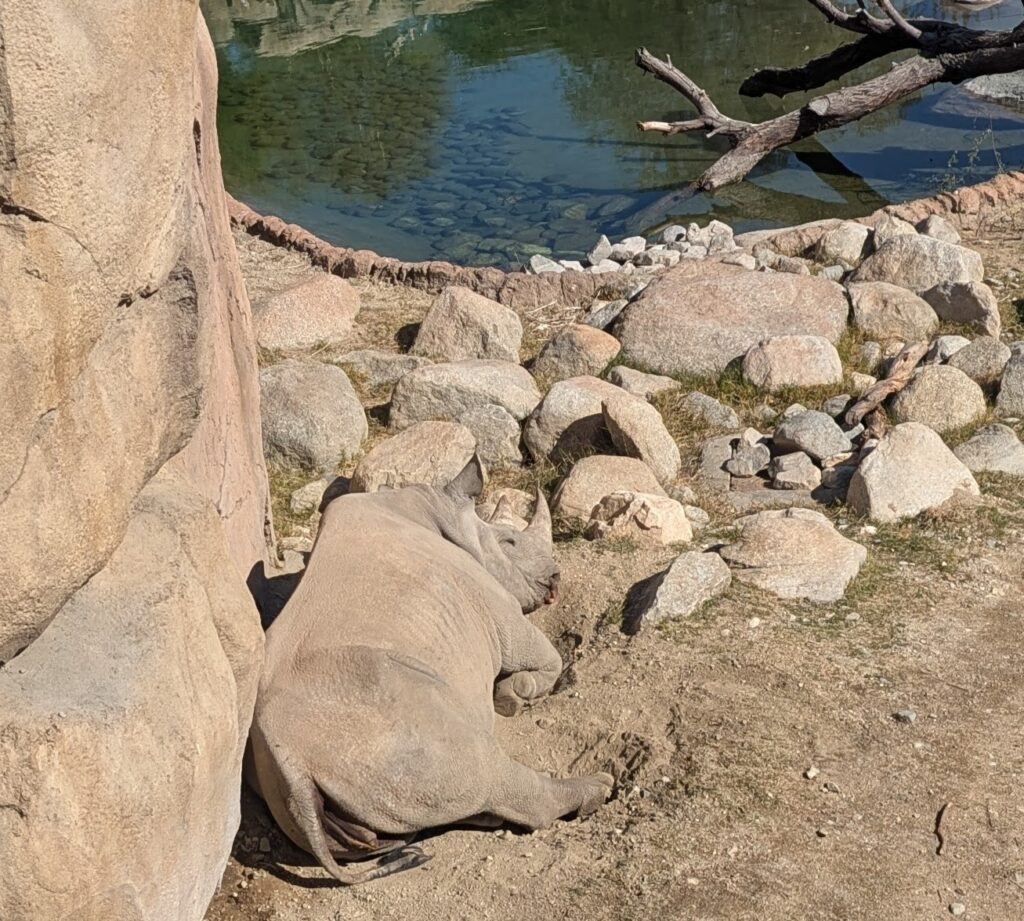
[203,0,1024,266]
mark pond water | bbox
[203,0,1024,268]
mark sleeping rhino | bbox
[248,458,613,883]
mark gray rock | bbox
[289,478,330,515]
[823,394,853,418]
[954,424,1024,475]
[688,220,735,254]
[588,259,621,275]
[722,252,758,271]
[815,221,871,267]
[603,393,681,485]
[922,281,1001,337]
[926,335,971,364]
[684,504,711,531]
[725,440,771,478]
[860,341,883,372]
[684,392,742,430]
[819,264,846,282]
[660,224,687,245]
[523,375,622,462]
[635,248,681,268]
[997,353,1024,416]
[851,235,984,295]
[559,260,585,272]
[916,214,961,245]
[615,261,849,376]
[719,507,866,603]
[725,488,820,514]
[770,452,822,491]
[552,455,666,525]
[528,254,564,274]
[742,335,843,392]
[410,286,523,363]
[261,359,368,473]
[531,324,621,382]
[947,336,1011,387]
[607,366,680,401]
[636,552,732,626]
[965,70,1024,108]
[891,365,986,434]
[351,421,477,493]
[390,359,541,433]
[698,434,737,491]
[608,236,647,263]
[847,422,979,523]
[774,410,852,462]
[254,274,361,352]
[587,234,613,265]
[871,213,918,248]
[581,298,629,331]
[336,350,432,394]
[462,404,523,468]
[848,282,939,342]
[754,246,812,275]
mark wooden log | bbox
[845,342,929,428]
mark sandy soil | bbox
[207,223,1024,921]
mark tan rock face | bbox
[553,455,666,525]
[254,273,361,351]
[410,285,523,363]
[741,335,843,392]
[0,6,269,920]
[351,421,477,493]
[615,261,849,376]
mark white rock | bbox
[636,551,732,625]
[585,491,693,544]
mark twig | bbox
[935,801,952,856]
[875,0,923,43]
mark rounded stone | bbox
[254,274,361,352]
[848,282,939,342]
[742,335,843,392]
[891,365,987,434]
[351,421,477,493]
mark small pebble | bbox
[258,837,271,853]
[804,766,820,780]
[893,709,917,724]
[950,903,966,917]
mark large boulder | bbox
[814,221,871,268]
[848,282,939,342]
[614,261,850,376]
[0,471,262,921]
[523,375,623,462]
[390,359,541,429]
[253,274,360,351]
[851,235,984,295]
[634,551,732,626]
[351,421,477,493]
[741,335,843,392]
[718,508,866,603]
[997,353,1024,416]
[0,8,271,919]
[607,365,680,402]
[553,455,666,525]
[773,411,852,462]
[891,365,986,434]
[585,491,693,545]
[260,359,368,473]
[847,423,980,522]
[410,285,522,363]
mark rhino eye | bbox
[499,536,516,548]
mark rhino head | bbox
[442,458,560,613]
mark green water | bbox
[204,0,1024,267]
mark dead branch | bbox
[633,1,1024,222]
[845,341,929,428]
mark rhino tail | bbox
[283,762,429,885]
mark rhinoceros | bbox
[248,458,613,883]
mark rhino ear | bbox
[445,455,485,500]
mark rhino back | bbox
[264,494,512,704]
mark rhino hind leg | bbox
[482,752,614,830]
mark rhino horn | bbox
[525,487,552,543]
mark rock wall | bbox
[0,3,271,919]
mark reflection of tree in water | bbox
[214,19,452,201]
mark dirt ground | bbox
[208,221,1024,921]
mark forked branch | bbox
[633,0,1024,224]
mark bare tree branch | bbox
[632,0,1024,226]
[874,0,923,42]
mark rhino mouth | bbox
[543,574,561,605]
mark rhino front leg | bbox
[492,613,564,717]
[483,752,613,829]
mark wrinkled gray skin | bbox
[248,458,613,884]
